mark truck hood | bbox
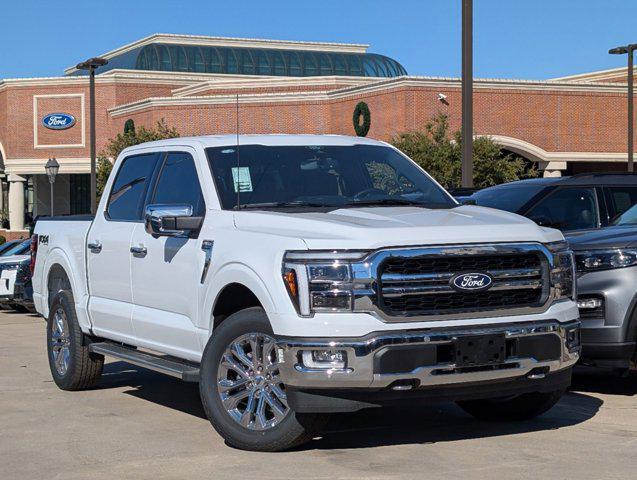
[566,225,637,250]
[233,205,563,250]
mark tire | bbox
[46,290,104,390]
[456,388,566,422]
[199,307,327,451]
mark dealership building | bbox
[0,33,634,235]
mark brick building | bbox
[0,33,634,235]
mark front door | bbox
[87,152,161,343]
[130,151,206,359]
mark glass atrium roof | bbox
[71,42,407,78]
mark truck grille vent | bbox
[379,253,545,316]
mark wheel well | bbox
[212,283,262,330]
[47,264,72,306]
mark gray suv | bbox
[567,204,637,372]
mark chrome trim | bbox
[200,240,214,284]
[350,242,555,323]
[277,320,580,389]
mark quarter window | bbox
[606,186,637,219]
[526,187,598,231]
[152,152,205,215]
[107,153,160,221]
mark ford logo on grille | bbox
[450,272,494,292]
[42,113,76,130]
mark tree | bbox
[391,113,537,189]
[96,119,179,197]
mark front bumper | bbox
[277,319,580,390]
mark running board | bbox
[89,342,200,382]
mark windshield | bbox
[471,185,546,212]
[612,203,637,226]
[206,144,455,210]
[2,240,30,256]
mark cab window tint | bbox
[107,153,160,221]
[152,152,205,214]
[606,186,637,218]
[527,187,598,231]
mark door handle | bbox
[130,245,147,257]
[88,241,102,253]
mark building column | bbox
[541,161,566,178]
[8,173,26,231]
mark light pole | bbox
[45,157,59,216]
[609,44,637,172]
[76,57,108,214]
[461,0,473,187]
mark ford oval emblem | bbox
[42,113,76,130]
[450,272,494,292]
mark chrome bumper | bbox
[277,320,580,389]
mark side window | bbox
[606,186,637,218]
[527,187,598,231]
[107,153,159,221]
[152,152,205,215]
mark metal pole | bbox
[629,49,634,172]
[461,0,474,188]
[50,182,54,217]
[89,66,97,214]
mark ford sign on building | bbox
[42,113,75,130]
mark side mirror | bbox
[144,204,203,237]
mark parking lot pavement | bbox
[1,311,636,480]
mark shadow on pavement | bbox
[571,367,637,397]
[99,360,603,450]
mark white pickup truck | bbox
[32,134,581,451]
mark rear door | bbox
[129,150,206,358]
[87,152,161,343]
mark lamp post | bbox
[609,44,637,172]
[45,157,59,216]
[461,0,473,187]
[75,57,108,214]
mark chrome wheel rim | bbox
[217,333,289,431]
[50,307,71,376]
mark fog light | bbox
[577,298,602,309]
[565,327,581,351]
[301,350,347,369]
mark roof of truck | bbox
[123,134,388,151]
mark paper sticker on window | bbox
[232,167,253,192]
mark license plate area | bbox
[454,334,506,367]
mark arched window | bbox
[303,52,318,76]
[257,50,271,75]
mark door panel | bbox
[130,151,205,356]
[87,152,161,341]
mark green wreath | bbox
[353,101,371,137]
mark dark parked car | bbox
[468,173,637,232]
[0,239,24,256]
[567,205,637,372]
[12,259,34,313]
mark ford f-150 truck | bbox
[32,135,581,451]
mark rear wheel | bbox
[199,307,327,451]
[46,290,104,390]
[456,388,566,421]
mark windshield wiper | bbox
[234,201,338,210]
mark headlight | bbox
[575,249,637,272]
[546,241,575,300]
[282,250,369,316]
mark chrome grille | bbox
[378,253,544,316]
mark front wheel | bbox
[456,388,566,422]
[199,307,326,451]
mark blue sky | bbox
[1,0,636,80]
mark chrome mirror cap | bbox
[144,203,193,237]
